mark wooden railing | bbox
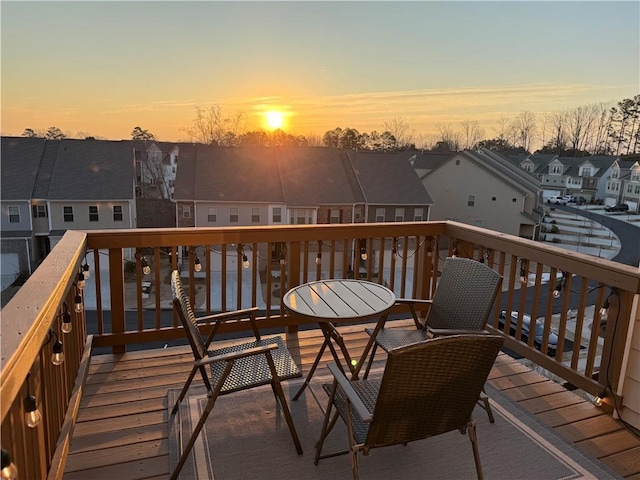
[1,221,639,478]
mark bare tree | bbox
[547,110,569,153]
[384,116,412,149]
[45,126,66,140]
[181,106,246,146]
[459,120,484,149]
[513,111,536,153]
[131,126,155,141]
[435,124,461,151]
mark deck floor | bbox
[65,320,640,479]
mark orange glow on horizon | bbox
[265,110,285,131]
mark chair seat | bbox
[364,327,428,352]
[209,336,301,394]
[322,378,381,444]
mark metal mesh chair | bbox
[315,334,505,480]
[363,257,502,421]
[168,270,302,479]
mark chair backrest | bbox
[171,270,207,361]
[426,257,502,330]
[366,334,504,448]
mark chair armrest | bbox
[327,363,373,423]
[194,343,278,366]
[427,327,489,337]
[195,307,260,324]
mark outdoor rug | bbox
[168,374,620,480]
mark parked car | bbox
[604,203,629,212]
[547,196,567,205]
[498,310,558,356]
[567,196,586,205]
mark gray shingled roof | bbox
[411,152,456,170]
[349,151,433,205]
[177,146,285,203]
[277,147,361,206]
[47,140,135,200]
[1,137,46,200]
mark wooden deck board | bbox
[65,320,640,479]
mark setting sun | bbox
[265,111,285,130]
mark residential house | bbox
[1,137,47,288]
[606,160,640,211]
[420,148,542,239]
[134,141,180,200]
[512,153,619,202]
[1,137,137,287]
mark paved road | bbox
[554,205,639,267]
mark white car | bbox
[547,196,567,205]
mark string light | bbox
[60,303,72,334]
[82,260,90,279]
[1,449,17,480]
[316,252,322,265]
[594,389,607,407]
[552,271,567,298]
[193,248,202,272]
[520,259,528,284]
[237,244,250,269]
[76,271,85,290]
[46,329,65,366]
[599,289,613,319]
[140,256,151,275]
[74,292,83,313]
[24,375,42,428]
[391,238,398,261]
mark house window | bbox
[611,170,619,179]
[113,205,123,221]
[581,167,592,177]
[376,208,385,222]
[330,209,340,224]
[182,205,191,219]
[89,205,99,222]
[32,205,47,218]
[63,206,74,222]
[512,198,517,202]
[272,207,282,223]
[8,206,20,223]
[208,207,217,223]
[635,185,640,194]
[395,208,404,222]
[551,165,562,174]
[467,196,475,207]
[627,184,633,193]
[252,208,260,223]
[290,209,312,224]
[492,197,496,201]
[230,207,239,223]
[414,208,423,221]
[455,159,460,165]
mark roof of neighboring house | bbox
[462,149,541,194]
[411,152,456,171]
[277,147,362,206]
[0,230,33,239]
[348,151,433,205]
[47,140,135,200]
[175,146,284,203]
[1,137,46,201]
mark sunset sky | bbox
[1,1,638,144]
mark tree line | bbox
[20,94,639,156]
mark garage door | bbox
[1,253,20,291]
[542,190,561,201]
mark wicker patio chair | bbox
[315,334,505,480]
[363,256,502,421]
[168,270,302,480]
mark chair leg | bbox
[478,387,495,423]
[171,366,198,415]
[466,420,484,480]
[266,353,303,455]
[314,380,337,465]
[362,343,378,379]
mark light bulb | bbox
[280,257,286,265]
[552,289,561,299]
[316,253,322,265]
[76,272,85,290]
[24,395,42,428]
[52,340,64,365]
[74,294,83,313]
[594,396,603,407]
[140,257,151,275]
[242,255,250,269]
[82,263,90,279]
[360,251,368,261]
[194,258,202,272]
[1,450,17,480]
[599,307,608,319]
[61,311,72,333]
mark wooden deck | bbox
[65,320,640,479]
